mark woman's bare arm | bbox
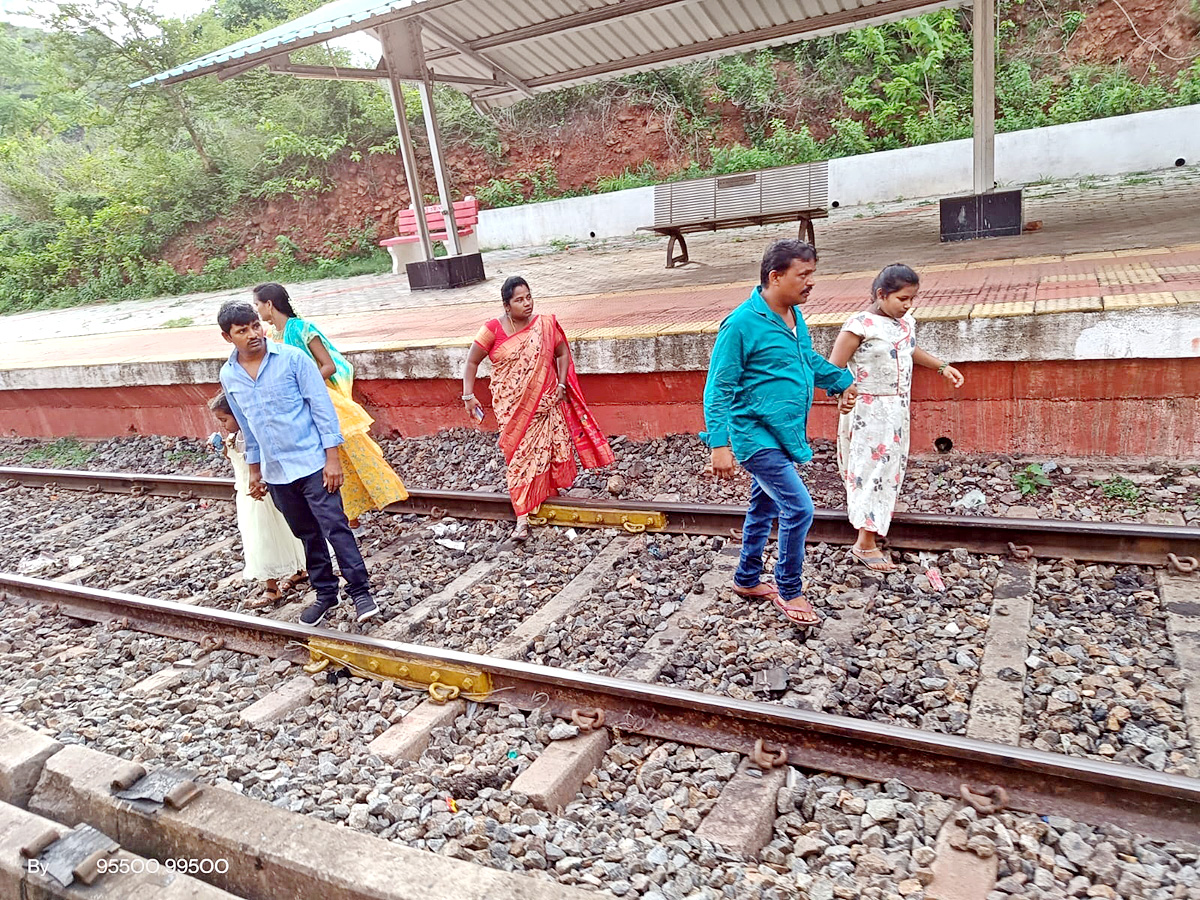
[307,336,337,380]
[828,331,863,369]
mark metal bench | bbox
[379,197,480,274]
[638,161,829,268]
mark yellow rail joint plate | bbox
[528,503,666,533]
[305,638,492,697]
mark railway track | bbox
[2,571,1199,845]
[5,465,1200,567]
[4,463,1200,897]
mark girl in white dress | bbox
[209,393,307,607]
[828,264,965,571]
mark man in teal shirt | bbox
[702,239,857,626]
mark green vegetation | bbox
[1097,475,1142,502]
[1014,463,1053,496]
[160,316,194,328]
[1,0,1197,311]
[21,437,93,468]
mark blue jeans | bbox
[267,469,371,604]
[735,449,814,602]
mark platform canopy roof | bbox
[135,0,963,109]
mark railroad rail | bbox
[2,572,1198,843]
[5,465,1200,566]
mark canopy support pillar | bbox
[419,70,461,256]
[972,0,996,194]
[378,21,434,262]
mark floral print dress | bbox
[837,310,917,536]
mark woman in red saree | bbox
[462,276,614,541]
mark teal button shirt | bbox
[701,286,854,465]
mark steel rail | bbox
[2,573,1199,842]
[4,465,1200,566]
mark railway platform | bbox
[3,169,1200,458]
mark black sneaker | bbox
[300,596,338,627]
[353,594,380,623]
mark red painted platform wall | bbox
[3,359,1199,458]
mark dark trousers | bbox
[267,470,370,603]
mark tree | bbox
[45,0,221,173]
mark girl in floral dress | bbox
[828,264,965,571]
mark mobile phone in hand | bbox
[472,406,485,422]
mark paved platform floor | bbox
[7,167,1200,372]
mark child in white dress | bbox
[209,393,307,607]
[828,264,965,571]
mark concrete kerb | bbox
[0,718,62,808]
[28,743,597,900]
[0,800,240,899]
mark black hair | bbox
[208,391,233,415]
[760,239,818,287]
[871,263,920,300]
[252,282,298,318]
[500,275,530,306]
[217,300,260,334]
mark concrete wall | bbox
[477,187,654,249]
[476,105,1200,247]
[829,105,1199,208]
[4,306,1200,457]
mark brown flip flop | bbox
[733,582,779,600]
[850,547,898,572]
[772,594,820,627]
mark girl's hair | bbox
[871,264,919,300]
[208,391,233,415]
[252,282,298,318]
[500,275,529,305]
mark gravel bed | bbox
[1021,561,1196,778]
[412,529,609,654]
[3,432,1197,525]
[654,545,997,737]
[524,534,719,674]
[357,514,497,618]
[2,604,1198,900]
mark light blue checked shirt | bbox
[219,340,343,485]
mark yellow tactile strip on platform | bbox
[1034,297,1103,314]
[1175,291,1200,305]
[1159,265,1200,274]
[1096,264,1164,286]
[913,304,975,321]
[1111,247,1172,258]
[654,320,722,335]
[969,301,1035,318]
[805,311,852,327]
[1039,273,1096,283]
[1102,292,1177,309]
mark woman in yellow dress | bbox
[253,282,408,527]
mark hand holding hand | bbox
[711,447,736,479]
[248,473,267,501]
[837,384,859,414]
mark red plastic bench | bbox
[380,197,480,273]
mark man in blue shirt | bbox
[217,301,378,626]
[702,240,857,627]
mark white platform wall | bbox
[475,104,1200,249]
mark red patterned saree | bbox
[473,314,613,516]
